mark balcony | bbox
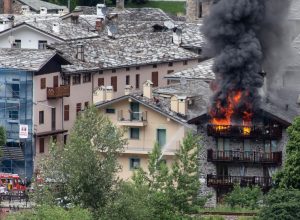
[207,149,282,165]
[47,85,70,99]
[117,110,147,127]
[207,124,282,139]
[207,174,272,190]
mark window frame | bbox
[83,73,91,83]
[39,138,45,154]
[129,157,141,170]
[64,105,69,121]
[130,127,140,140]
[39,111,44,124]
[72,74,81,85]
[40,78,46,89]
[38,40,47,50]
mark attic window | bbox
[183,60,188,65]
[153,64,157,68]
[112,69,116,73]
[126,67,130,71]
[136,66,140,70]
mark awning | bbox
[35,129,68,138]
[0,147,24,161]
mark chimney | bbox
[21,5,30,15]
[3,0,12,14]
[106,86,114,101]
[143,80,153,99]
[170,96,179,113]
[40,7,47,15]
[93,86,106,104]
[177,96,188,115]
[116,0,124,10]
[97,4,107,19]
[201,0,213,17]
[173,28,182,46]
[125,85,133,95]
[52,22,60,33]
[76,44,84,61]
[95,18,104,31]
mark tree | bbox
[132,132,206,218]
[274,116,300,189]
[0,126,6,146]
[36,106,126,217]
[259,189,300,220]
[224,185,262,210]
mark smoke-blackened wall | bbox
[202,0,291,121]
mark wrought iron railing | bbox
[207,149,282,165]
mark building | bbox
[0,0,68,15]
[0,48,70,178]
[95,80,210,179]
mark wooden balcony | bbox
[207,124,282,139]
[47,85,70,99]
[117,110,147,127]
[207,149,282,165]
[207,174,272,189]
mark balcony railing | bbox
[207,174,272,189]
[207,124,282,139]
[47,85,70,99]
[117,110,148,127]
[207,149,282,165]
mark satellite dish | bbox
[8,35,15,45]
[164,20,175,30]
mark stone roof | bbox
[51,36,201,72]
[17,0,67,12]
[165,58,215,81]
[0,49,59,71]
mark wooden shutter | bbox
[152,72,158,87]
[98,78,104,87]
[41,78,46,89]
[64,105,69,121]
[53,75,59,88]
[111,76,117,92]
[39,138,45,153]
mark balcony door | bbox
[216,164,228,177]
[130,102,139,120]
[157,129,166,148]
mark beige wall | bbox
[99,98,186,179]
[93,59,199,98]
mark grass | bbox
[106,1,185,15]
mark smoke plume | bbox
[202,0,291,122]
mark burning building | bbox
[186,0,296,205]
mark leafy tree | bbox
[132,132,206,218]
[224,185,263,210]
[7,205,92,220]
[0,126,6,146]
[36,106,126,217]
[274,116,300,189]
[259,189,300,220]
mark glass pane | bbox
[157,129,166,147]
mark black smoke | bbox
[202,0,291,122]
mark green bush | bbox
[258,189,300,220]
[224,185,262,210]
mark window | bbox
[126,75,130,85]
[167,70,174,74]
[14,40,21,48]
[9,111,18,120]
[168,62,173,67]
[53,75,58,88]
[106,108,115,114]
[38,40,47,50]
[40,78,46,89]
[83,73,91,83]
[157,129,166,147]
[76,103,82,115]
[153,64,157,68]
[183,60,188,65]
[11,84,19,98]
[52,135,57,143]
[62,75,70,85]
[64,105,69,121]
[152,72,158,87]
[126,67,130,71]
[39,138,45,153]
[39,111,44,124]
[130,128,140,139]
[111,76,117,92]
[98,78,104,87]
[112,69,116,73]
[84,102,89,108]
[72,75,81,85]
[135,74,140,89]
[129,158,140,170]
[136,66,140,70]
